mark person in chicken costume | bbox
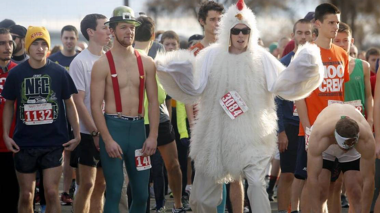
[155,0,324,212]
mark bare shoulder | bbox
[92,55,109,76]
[140,54,156,73]
[360,59,370,69]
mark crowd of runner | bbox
[1,1,380,213]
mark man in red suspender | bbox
[90,6,159,213]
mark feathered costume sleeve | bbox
[261,42,324,101]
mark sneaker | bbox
[243,206,249,213]
[40,205,46,213]
[61,192,73,205]
[172,206,186,213]
[69,180,76,199]
[169,192,174,198]
[151,204,157,211]
[341,194,349,208]
[185,185,192,196]
[157,206,166,213]
[182,196,191,211]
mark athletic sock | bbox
[267,176,277,193]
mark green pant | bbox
[100,115,149,213]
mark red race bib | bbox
[219,91,248,120]
[135,149,152,171]
[24,103,53,125]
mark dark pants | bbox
[151,150,166,209]
[0,152,19,213]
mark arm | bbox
[2,100,19,153]
[143,58,159,156]
[363,61,374,128]
[373,67,380,158]
[73,91,100,149]
[62,97,81,151]
[356,130,375,212]
[275,97,288,153]
[295,99,310,133]
[90,60,123,159]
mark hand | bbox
[277,131,288,153]
[180,138,190,147]
[4,136,19,153]
[376,143,380,159]
[105,140,123,159]
[63,137,80,151]
[93,136,100,151]
[141,136,157,156]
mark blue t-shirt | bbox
[2,60,78,148]
[276,51,299,132]
[48,51,77,71]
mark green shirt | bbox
[344,58,366,115]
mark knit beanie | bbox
[25,26,50,53]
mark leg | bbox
[190,170,223,213]
[16,172,36,213]
[43,166,62,213]
[290,178,305,212]
[62,150,74,204]
[89,168,106,213]
[151,149,166,210]
[327,173,343,213]
[244,156,272,213]
[229,179,243,213]
[0,152,19,213]
[73,164,97,213]
[158,141,183,209]
[267,158,280,201]
[277,173,294,210]
[318,169,332,205]
[372,159,380,212]
[343,170,362,213]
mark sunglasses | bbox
[230,28,251,35]
[12,35,22,40]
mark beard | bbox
[114,34,133,48]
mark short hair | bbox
[160,31,179,44]
[0,28,10,36]
[80,14,107,41]
[198,1,224,23]
[293,19,311,33]
[338,22,352,37]
[61,25,78,37]
[315,3,340,23]
[135,16,155,42]
[335,117,359,139]
[366,48,380,61]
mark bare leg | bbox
[62,150,73,193]
[344,170,362,213]
[159,141,183,209]
[327,173,342,213]
[16,172,36,213]
[89,168,106,213]
[230,180,244,213]
[43,166,63,213]
[290,178,305,212]
[74,164,97,213]
[277,173,294,210]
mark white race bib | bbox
[135,149,152,171]
[293,101,298,117]
[219,91,249,120]
[328,100,363,113]
[24,103,53,125]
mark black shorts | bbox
[280,124,299,173]
[14,147,63,173]
[145,120,175,147]
[294,136,307,180]
[323,158,360,182]
[77,133,101,168]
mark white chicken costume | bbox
[155,0,324,212]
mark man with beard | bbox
[9,25,28,64]
[91,6,159,213]
[155,0,324,212]
[0,28,18,213]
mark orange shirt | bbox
[299,44,349,136]
[189,42,205,57]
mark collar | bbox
[0,61,11,74]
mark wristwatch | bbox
[91,131,100,137]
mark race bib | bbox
[328,100,363,113]
[305,127,312,151]
[24,103,53,125]
[293,102,298,117]
[219,91,249,120]
[135,149,152,171]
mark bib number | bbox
[293,102,299,117]
[24,103,53,125]
[219,91,248,120]
[135,149,152,171]
[328,100,363,113]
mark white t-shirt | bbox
[69,49,101,134]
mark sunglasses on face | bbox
[12,35,22,40]
[230,28,251,35]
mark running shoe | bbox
[61,192,73,205]
[172,206,186,213]
[156,206,166,213]
[182,196,191,211]
[341,194,349,208]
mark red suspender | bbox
[134,50,145,115]
[105,50,145,117]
